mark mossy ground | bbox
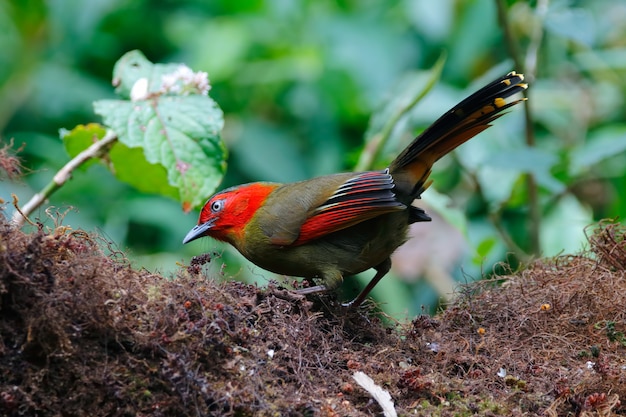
[1,215,625,416]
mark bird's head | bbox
[182,183,278,246]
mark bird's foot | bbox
[341,297,370,309]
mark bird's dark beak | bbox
[182,220,214,244]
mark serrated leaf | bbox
[94,51,226,211]
[108,142,179,199]
[61,123,108,170]
[111,50,183,99]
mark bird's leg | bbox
[343,258,391,308]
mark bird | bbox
[183,71,527,307]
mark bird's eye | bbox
[210,199,225,213]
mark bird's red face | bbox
[182,183,278,246]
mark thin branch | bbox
[525,0,549,80]
[489,211,532,263]
[11,130,118,227]
[495,0,544,255]
[495,0,525,72]
[467,168,531,262]
[354,54,445,172]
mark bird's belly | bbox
[241,212,410,278]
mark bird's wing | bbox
[292,170,406,245]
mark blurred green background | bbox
[2,0,626,318]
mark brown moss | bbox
[1,213,625,416]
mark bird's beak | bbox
[182,220,215,244]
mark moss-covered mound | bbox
[1,215,625,416]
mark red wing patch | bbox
[294,170,406,244]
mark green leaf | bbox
[233,119,310,182]
[544,7,595,47]
[497,148,564,195]
[109,142,179,199]
[421,187,467,235]
[61,123,108,170]
[477,147,564,209]
[94,51,226,211]
[540,195,592,257]
[570,125,626,176]
[475,236,497,262]
[111,50,183,99]
[467,219,507,268]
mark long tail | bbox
[389,71,527,197]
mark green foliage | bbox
[571,125,626,176]
[95,51,226,211]
[58,52,227,212]
[108,143,179,201]
[357,54,446,171]
[61,124,108,171]
[62,123,179,200]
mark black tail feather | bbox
[389,71,527,198]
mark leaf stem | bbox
[11,130,118,227]
[467,169,531,262]
[495,0,543,255]
[489,211,532,263]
